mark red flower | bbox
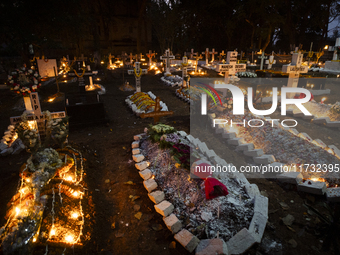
[205,177,229,200]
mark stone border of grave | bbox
[285,108,340,130]
[131,130,268,255]
[160,75,183,87]
[175,88,191,104]
[125,91,169,116]
[208,112,340,202]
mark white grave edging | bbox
[211,109,340,198]
[132,130,268,253]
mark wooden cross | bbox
[140,97,174,124]
[138,53,144,62]
[129,53,134,64]
[265,52,276,69]
[217,51,246,84]
[202,48,210,65]
[146,50,156,66]
[193,53,203,73]
[10,92,66,135]
[211,48,218,62]
[218,50,226,62]
[160,49,175,75]
[127,62,148,92]
[282,51,308,98]
[109,53,114,66]
[258,51,267,70]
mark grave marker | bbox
[211,48,218,62]
[194,53,203,73]
[182,56,189,87]
[258,52,267,70]
[282,51,308,98]
[146,50,156,66]
[128,62,148,92]
[218,50,226,62]
[140,97,174,124]
[160,49,175,75]
[10,92,66,135]
[217,51,246,83]
[265,52,276,69]
[202,48,210,65]
[37,59,58,77]
[129,53,134,64]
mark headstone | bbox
[217,51,246,83]
[282,51,308,98]
[109,53,113,66]
[265,52,276,69]
[37,59,58,77]
[140,97,174,123]
[127,62,148,92]
[160,49,175,75]
[258,51,267,70]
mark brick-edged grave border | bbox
[209,112,340,203]
[132,130,269,255]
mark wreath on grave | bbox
[7,67,41,97]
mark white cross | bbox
[10,92,66,135]
[146,50,156,66]
[182,56,189,87]
[202,48,210,65]
[160,49,175,75]
[217,51,246,84]
[282,52,308,98]
[211,48,218,62]
[265,52,276,69]
[128,62,148,92]
[258,51,267,70]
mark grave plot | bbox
[160,75,183,87]
[286,101,340,128]
[125,92,169,116]
[175,86,203,104]
[132,124,269,254]
[0,146,91,254]
[210,109,340,184]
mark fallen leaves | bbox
[124,181,136,185]
[134,212,143,220]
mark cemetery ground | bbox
[0,69,340,255]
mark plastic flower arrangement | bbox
[7,67,41,97]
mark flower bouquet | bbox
[7,67,41,97]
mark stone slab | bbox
[196,238,228,255]
[226,228,256,255]
[163,213,182,234]
[143,179,158,193]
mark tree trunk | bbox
[262,25,272,52]
[137,0,147,53]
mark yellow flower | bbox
[175,163,181,168]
